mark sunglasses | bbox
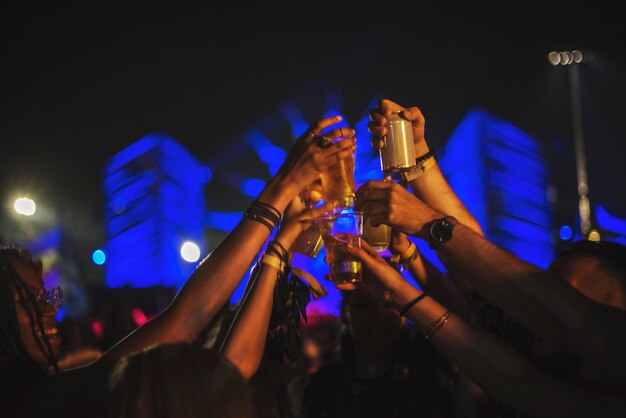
[19,285,65,311]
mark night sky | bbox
[2,2,625,271]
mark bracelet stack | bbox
[402,149,437,182]
[265,240,290,269]
[423,310,450,339]
[243,200,282,233]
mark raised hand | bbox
[277,115,356,194]
[368,99,427,153]
[355,180,442,239]
[344,239,408,308]
[275,196,332,251]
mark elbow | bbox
[229,358,259,382]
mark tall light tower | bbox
[548,50,595,239]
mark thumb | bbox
[345,239,384,269]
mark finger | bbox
[329,147,356,165]
[303,115,343,143]
[391,228,407,240]
[401,106,425,126]
[325,127,355,140]
[304,203,333,220]
[378,99,402,117]
[367,123,387,138]
[354,201,388,218]
[345,240,386,273]
[368,109,386,125]
[370,135,385,151]
[355,180,393,195]
[319,137,356,161]
[300,188,323,207]
[359,239,387,263]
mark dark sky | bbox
[2,2,625,260]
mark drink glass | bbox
[362,218,392,252]
[319,142,356,209]
[292,225,325,258]
[354,181,391,252]
[316,211,363,291]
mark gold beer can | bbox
[380,111,416,173]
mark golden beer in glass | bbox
[317,211,363,291]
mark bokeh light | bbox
[180,241,201,262]
[92,249,107,265]
[14,197,37,216]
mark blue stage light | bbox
[92,249,106,265]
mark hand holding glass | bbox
[316,211,363,291]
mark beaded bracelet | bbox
[415,149,435,164]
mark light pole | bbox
[548,50,594,239]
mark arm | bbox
[390,230,471,317]
[355,181,626,375]
[436,225,626,375]
[222,201,330,380]
[347,240,626,418]
[368,99,484,237]
[97,116,357,365]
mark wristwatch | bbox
[427,216,459,249]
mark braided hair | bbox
[0,246,58,390]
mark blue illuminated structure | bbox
[438,108,555,268]
[104,133,210,288]
[106,102,555,318]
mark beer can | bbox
[380,111,416,173]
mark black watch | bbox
[427,216,458,249]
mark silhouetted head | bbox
[0,246,61,384]
[109,343,253,418]
[340,269,406,354]
[548,240,626,310]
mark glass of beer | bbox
[316,211,363,291]
[354,181,391,252]
[362,218,392,252]
[319,141,356,209]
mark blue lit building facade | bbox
[104,133,210,288]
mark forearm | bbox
[100,176,297,364]
[408,142,484,236]
[393,281,626,418]
[404,252,471,317]
[435,224,626,372]
[167,176,296,333]
[222,265,279,380]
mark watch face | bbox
[430,218,454,245]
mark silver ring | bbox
[317,135,333,149]
[304,130,316,139]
